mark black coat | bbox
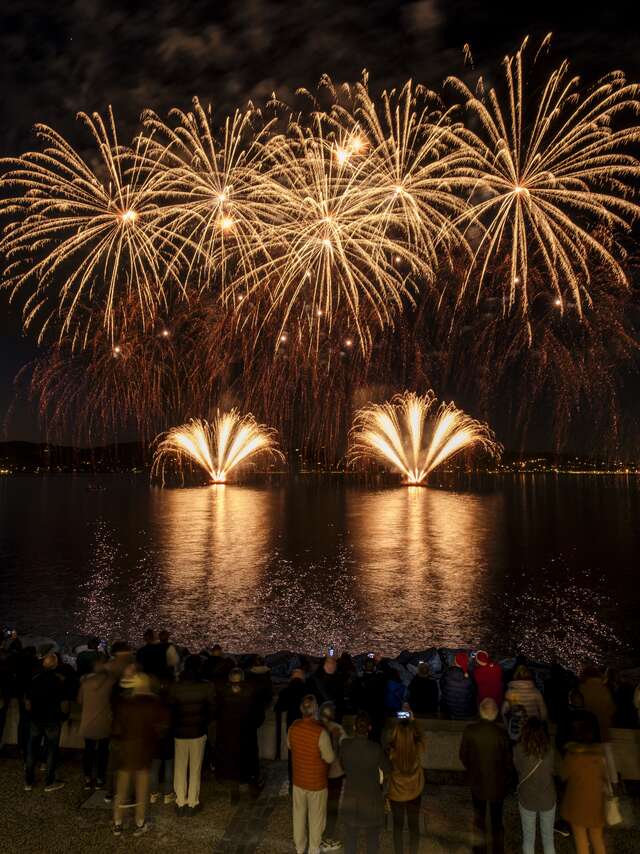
[441,668,476,720]
[340,735,391,828]
[136,643,169,680]
[215,683,264,782]
[274,677,307,729]
[27,670,66,725]
[408,675,439,717]
[459,720,512,801]
[351,671,387,728]
[307,667,346,719]
[168,679,216,739]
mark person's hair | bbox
[319,701,335,722]
[514,665,533,681]
[354,712,371,736]
[323,656,336,673]
[417,662,430,677]
[143,628,155,643]
[42,652,58,669]
[211,644,222,656]
[229,667,244,683]
[111,641,130,655]
[158,629,170,644]
[182,655,201,679]
[88,636,99,650]
[521,717,550,759]
[388,720,423,774]
[479,698,498,721]
[300,694,318,718]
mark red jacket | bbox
[473,662,504,706]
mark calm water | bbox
[1,475,638,669]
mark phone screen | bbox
[397,711,411,720]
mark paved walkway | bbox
[2,753,640,853]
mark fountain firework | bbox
[349,391,499,484]
[152,412,283,484]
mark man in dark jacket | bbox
[168,655,216,815]
[307,657,346,722]
[275,668,307,776]
[441,653,476,720]
[24,652,68,792]
[408,662,439,717]
[351,659,386,741]
[340,712,391,854]
[459,698,512,854]
[136,629,168,681]
[245,655,273,712]
[215,668,265,801]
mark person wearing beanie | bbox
[24,652,68,793]
[214,667,265,801]
[441,653,477,720]
[288,694,337,854]
[473,651,504,708]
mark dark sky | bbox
[1,0,639,441]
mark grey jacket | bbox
[514,744,557,812]
[340,735,391,828]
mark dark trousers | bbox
[25,722,61,786]
[390,796,421,854]
[471,796,504,854]
[83,737,109,782]
[18,702,31,759]
[344,825,380,854]
[326,775,344,838]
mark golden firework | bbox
[446,35,640,315]
[349,390,499,484]
[0,108,182,345]
[152,412,283,484]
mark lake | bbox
[1,474,638,669]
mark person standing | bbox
[473,651,504,708]
[288,694,338,854]
[24,653,67,792]
[385,716,426,854]
[307,656,346,722]
[503,666,548,721]
[407,662,439,718]
[441,653,477,720]
[514,717,557,854]
[77,661,117,789]
[111,672,168,837]
[169,655,215,815]
[340,712,391,854]
[320,701,346,849]
[579,666,618,787]
[215,668,265,800]
[76,637,105,678]
[561,717,608,854]
[352,657,387,742]
[459,698,512,854]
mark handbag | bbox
[604,759,623,827]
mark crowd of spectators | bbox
[1,629,639,852]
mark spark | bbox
[447,35,640,315]
[349,391,499,484]
[152,413,283,484]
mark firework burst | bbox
[0,108,184,345]
[447,35,640,316]
[349,391,499,484]
[152,412,283,484]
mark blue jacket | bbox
[441,668,476,720]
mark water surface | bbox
[1,474,638,668]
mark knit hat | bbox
[475,650,490,667]
[454,652,469,677]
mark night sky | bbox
[1,0,639,442]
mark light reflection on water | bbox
[1,476,638,667]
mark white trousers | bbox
[292,785,328,854]
[173,735,206,807]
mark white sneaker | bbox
[321,840,342,852]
